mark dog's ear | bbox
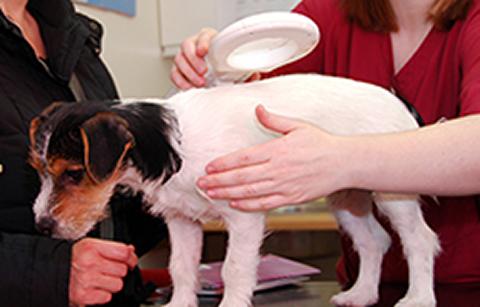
[29,102,68,171]
[80,112,134,184]
[30,102,68,147]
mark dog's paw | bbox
[164,300,198,307]
[394,296,436,307]
[218,300,252,307]
[330,289,378,307]
[164,303,197,307]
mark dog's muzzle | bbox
[36,217,57,236]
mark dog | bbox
[29,74,440,307]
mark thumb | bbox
[256,105,304,135]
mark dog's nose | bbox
[36,217,56,236]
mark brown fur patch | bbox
[29,151,45,173]
[29,117,45,173]
[47,157,80,177]
[50,169,121,233]
[46,157,109,230]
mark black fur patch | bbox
[37,100,182,183]
[46,102,116,164]
[111,102,182,182]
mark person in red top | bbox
[171,0,480,305]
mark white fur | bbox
[33,130,55,224]
[33,176,54,223]
[120,74,439,307]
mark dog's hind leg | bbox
[219,211,265,307]
[329,190,391,307]
[375,193,439,307]
[164,215,203,307]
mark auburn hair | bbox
[340,0,472,32]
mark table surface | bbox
[142,278,480,307]
[145,281,341,307]
[203,211,338,232]
[202,200,338,232]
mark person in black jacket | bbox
[0,0,167,306]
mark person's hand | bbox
[69,238,138,306]
[197,105,353,211]
[170,28,218,90]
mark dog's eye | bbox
[63,169,85,183]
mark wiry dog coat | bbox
[30,74,440,307]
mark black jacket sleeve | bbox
[0,152,72,307]
[0,232,72,307]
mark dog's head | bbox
[29,102,134,240]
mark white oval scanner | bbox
[206,11,320,85]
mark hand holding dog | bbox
[170,28,218,89]
[197,105,354,211]
[69,238,138,306]
[171,28,261,90]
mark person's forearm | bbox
[0,232,72,307]
[346,115,480,195]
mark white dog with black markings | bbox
[29,74,440,307]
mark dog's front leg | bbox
[164,215,203,307]
[219,212,265,307]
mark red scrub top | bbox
[270,0,480,285]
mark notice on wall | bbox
[74,0,136,16]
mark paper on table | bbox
[198,254,321,296]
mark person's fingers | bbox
[73,270,123,292]
[255,105,306,135]
[84,290,112,305]
[229,194,288,212]
[97,258,128,277]
[70,239,136,306]
[205,179,276,200]
[72,288,112,306]
[170,65,193,90]
[196,28,217,57]
[182,34,208,76]
[248,72,262,82]
[125,245,138,269]
[174,51,205,87]
[204,143,273,174]
[73,240,135,270]
[199,163,271,188]
[93,240,136,266]
[91,274,124,293]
